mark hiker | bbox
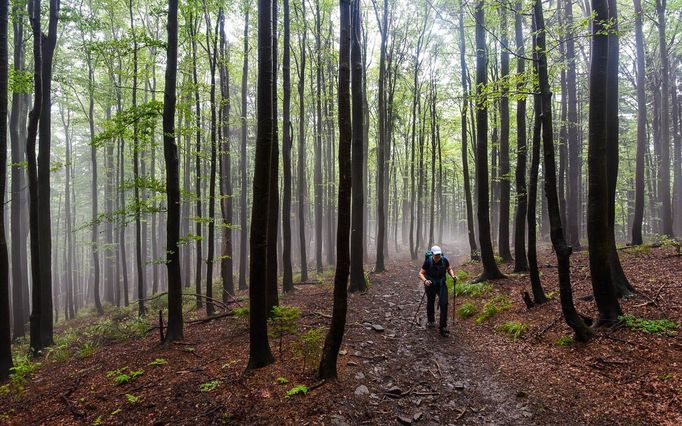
[418,246,456,336]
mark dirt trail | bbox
[327,247,539,425]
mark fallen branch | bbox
[61,378,85,419]
[188,312,235,325]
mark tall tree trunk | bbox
[588,0,623,325]
[534,0,591,341]
[314,0,323,274]
[247,0,275,370]
[605,0,634,298]
[239,7,250,290]
[318,0,351,379]
[281,0,294,292]
[655,0,674,236]
[474,0,504,282]
[297,0,309,282]
[204,9,219,316]
[10,5,29,338]
[0,0,12,380]
[190,14,204,307]
[565,0,580,249]
[527,28,547,304]
[130,0,145,317]
[265,0,280,314]
[374,0,388,272]
[512,0,528,272]
[671,61,682,235]
[219,10,234,300]
[84,41,103,315]
[498,5,512,262]
[349,0,366,293]
[459,3,478,261]
[164,0,183,343]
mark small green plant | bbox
[620,315,678,336]
[286,384,309,397]
[555,336,575,346]
[0,384,10,395]
[455,270,469,282]
[276,377,289,385]
[106,367,144,385]
[269,305,301,359]
[9,354,41,395]
[456,303,477,318]
[497,321,529,341]
[199,380,221,392]
[295,327,325,373]
[111,408,123,416]
[92,415,103,426]
[77,341,100,359]
[659,373,673,381]
[148,358,168,366]
[455,282,492,298]
[221,360,238,370]
[233,306,249,317]
[126,393,141,404]
[184,347,195,353]
[47,344,71,362]
[475,295,512,324]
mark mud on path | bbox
[330,247,540,425]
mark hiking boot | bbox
[426,321,435,328]
[439,327,450,337]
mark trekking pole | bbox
[411,288,427,328]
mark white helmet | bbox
[431,245,442,255]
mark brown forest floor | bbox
[0,244,681,425]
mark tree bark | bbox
[246,0,275,370]
[163,0,183,343]
[265,0,280,314]
[474,0,504,282]
[498,5,512,263]
[588,0,623,325]
[319,0,351,379]
[512,0,528,272]
[349,0,366,293]
[534,0,591,341]
[0,0,13,380]
[219,10,234,300]
[655,0,674,236]
[296,0,308,282]
[239,7,250,291]
[605,0,634,298]
[565,0,580,249]
[10,4,29,338]
[282,0,294,292]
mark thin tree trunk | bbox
[219,10,234,299]
[296,0,309,282]
[239,8,250,291]
[498,5,512,263]
[349,0,366,292]
[282,0,294,292]
[512,0,528,272]
[0,0,12,380]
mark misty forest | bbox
[0,0,680,423]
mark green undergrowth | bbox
[454,281,492,298]
[554,336,575,346]
[456,302,477,318]
[475,295,512,324]
[620,315,678,336]
[497,321,529,341]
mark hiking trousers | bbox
[425,278,448,328]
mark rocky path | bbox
[327,250,540,425]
